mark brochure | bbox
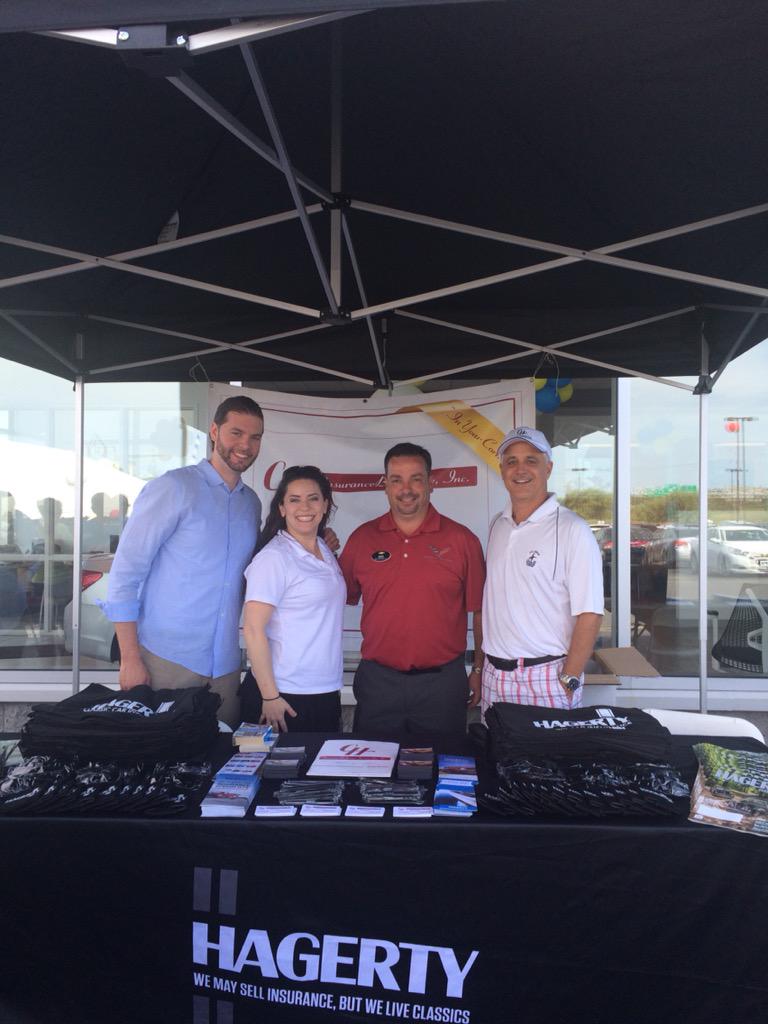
[306,739,399,778]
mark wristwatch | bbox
[470,665,483,675]
[559,673,581,693]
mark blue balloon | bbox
[536,385,561,412]
[547,376,572,387]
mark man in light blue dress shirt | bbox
[102,396,264,727]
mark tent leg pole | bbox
[698,339,710,713]
[71,370,85,695]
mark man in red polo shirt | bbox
[339,442,485,736]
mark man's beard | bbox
[216,438,257,475]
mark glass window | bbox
[628,374,700,675]
[539,378,614,654]
[75,381,208,671]
[0,359,76,670]
[708,339,768,681]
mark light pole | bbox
[724,417,758,521]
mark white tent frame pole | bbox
[45,12,360,55]
[461,307,697,364]
[71,371,85,694]
[698,335,710,713]
[0,207,322,291]
[394,310,696,390]
[84,317,371,383]
[87,315,330,351]
[330,25,343,305]
[0,311,80,374]
[167,71,332,203]
[341,214,387,387]
[238,38,339,313]
[614,378,632,648]
[348,200,768,315]
[353,199,768,257]
[0,233,319,318]
[710,299,768,387]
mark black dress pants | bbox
[239,670,341,732]
[352,656,469,738]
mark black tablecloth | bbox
[2,732,768,1024]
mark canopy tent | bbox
[1,0,768,394]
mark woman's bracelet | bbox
[262,694,282,702]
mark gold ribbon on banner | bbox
[397,399,505,474]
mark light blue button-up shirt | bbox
[102,459,261,677]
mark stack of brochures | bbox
[690,743,768,837]
[433,755,478,817]
[200,751,266,818]
[396,747,434,780]
[233,723,276,752]
[262,746,307,779]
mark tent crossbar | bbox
[167,71,332,203]
[394,309,696,391]
[711,299,768,386]
[187,13,359,54]
[348,260,574,318]
[341,213,387,387]
[0,207,322,292]
[0,231,319,317]
[85,316,367,382]
[86,315,331,355]
[349,200,768,316]
[239,40,339,314]
[44,13,360,55]
[518,306,697,355]
[0,312,80,374]
[353,199,768,255]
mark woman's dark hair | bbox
[256,466,336,552]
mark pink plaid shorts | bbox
[481,655,581,714]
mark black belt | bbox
[369,657,459,675]
[486,653,566,671]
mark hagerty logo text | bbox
[193,924,478,999]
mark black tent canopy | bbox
[1,0,767,393]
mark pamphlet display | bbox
[690,743,768,836]
[434,755,479,817]
[200,751,266,818]
[306,739,399,778]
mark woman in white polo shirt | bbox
[241,466,346,732]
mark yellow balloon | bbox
[558,383,574,403]
[533,377,548,391]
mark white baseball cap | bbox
[497,426,553,461]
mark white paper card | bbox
[300,804,342,817]
[345,805,386,818]
[254,805,297,817]
[393,806,433,818]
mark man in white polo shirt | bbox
[482,426,604,711]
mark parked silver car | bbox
[63,553,118,663]
[704,524,768,575]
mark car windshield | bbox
[724,529,768,542]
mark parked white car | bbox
[705,524,768,575]
[63,553,117,663]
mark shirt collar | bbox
[503,492,559,525]
[198,458,245,493]
[377,503,441,535]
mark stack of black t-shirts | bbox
[0,755,212,816]
[480,704,688,818]
[485,703,673,764]
[20,683,221,763]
